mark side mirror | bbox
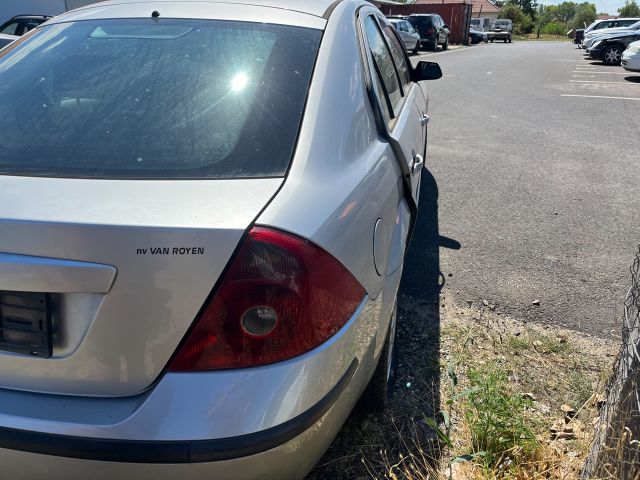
[413,61,442,81]
[443,24,450,30]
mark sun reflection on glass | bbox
[230,72,248,92]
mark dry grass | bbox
[431,300,616,479]
[307,295,617,480]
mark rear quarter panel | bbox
[258,0,406,301]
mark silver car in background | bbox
[388,17,421,53]
[0,0,440,478]
[583,20,640,49]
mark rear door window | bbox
[379,21,411,89]
[364,16,402,117]
[0,19,321,179]
[21,20,42,34]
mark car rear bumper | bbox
[0,361,358,480]
[0,265,402,479]
[0,360,357,465]
[419,34,437,46]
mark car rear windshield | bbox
[0,19,322,179]
[408,16,433,27]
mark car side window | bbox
[378,19,412,90]
[0,22,19,35]
[364,15,402,117]
[23,21,41,33]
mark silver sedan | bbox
[0,0,440,478]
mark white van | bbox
[470,17,492,32]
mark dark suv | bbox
[0,15,51,37]
[407,14,450,50]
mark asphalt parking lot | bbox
[404,41,640,337]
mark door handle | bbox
[411,154,424,175]
[420,114,430,126]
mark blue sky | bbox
[540,0,626,15]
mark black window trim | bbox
[374,15,407,97]
[358,10,418,128]
[361,14,399,122]
[377,15,412,93]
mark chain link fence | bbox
[582,247,640,480]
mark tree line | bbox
[494,0,640,36]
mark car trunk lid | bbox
[0,175,282,396]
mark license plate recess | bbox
[0,291,52,358]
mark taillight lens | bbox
[169,227,366,371]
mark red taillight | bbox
[426,27,435,34]
[169,227,366,371]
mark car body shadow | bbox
[396,166,460,419]
[624,75,640,83]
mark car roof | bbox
[64,0,339,19]
[48,0,346,29]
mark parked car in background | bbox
[586,25,640,65]
[0,1,102,26]
[0,33,18,49]
[470,17,491,32]
[488,19,512,43]
[575,18,640,45]
[407,13,450,50]
[0,15,51,36]
[388,17,421,53]
[622,40,640,71]
[0,0,442,478]
[468,27,488,44]
[583,20,640,49]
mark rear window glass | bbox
[0,19,322,179]
[408,16,433,27]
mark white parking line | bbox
[572,74,595,78]
[570,79,640,85]
[561,94,640,100]
[573,70,635,75]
